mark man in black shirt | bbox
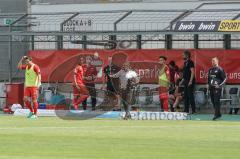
[208,57,227,120]
[103,57,120,94]
[182,50,196,114]
[102,56,121,110]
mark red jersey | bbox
[20,64,40,75]
[74,65,84,85]
[83,64,97,83]
[164,65,170,80]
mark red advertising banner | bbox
[28,49,240,84]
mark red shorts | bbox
[24,87,38,100]
[159,87,168,94]
[159,87,169,99]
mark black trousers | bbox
[210,88,222,117]
[82,83,96,109]
[184,84,196,113]
[120,89,134,113]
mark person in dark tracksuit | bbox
[102,56,121,110]
[82,57,98,111]
[207,57,227,121]
[182,50,196,114]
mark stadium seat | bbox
[43,89,53,104]
[195,87,208,109]
[138,87,152,105]
[199,87,208,95]
[151,90,160,105]
[229,87,240,109]
[220,87,232,108]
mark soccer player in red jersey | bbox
[158,56,170,112]
[18,56,41,119]
[72,57,89,110]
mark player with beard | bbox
[181,50,196,114]
[18,56,41,119]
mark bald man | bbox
[110,62,140,120]
[208,57,227,120]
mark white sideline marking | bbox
[0,126,171,130]
[1,125,240,130]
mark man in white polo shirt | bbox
[110,62,140,120]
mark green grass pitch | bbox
[0,116,240,159]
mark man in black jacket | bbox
[208,57,227,120]
[182,50,196,114]
[102,56,121,110]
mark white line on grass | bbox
[0,125,240,130]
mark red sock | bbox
[25,100,33,113]
[160,93,169,112]
[76,95,89,105]
[162,98,169,112]
[73,95,89,110]
[33,101,38,115]
[73,96,80,109]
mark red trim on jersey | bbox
[164,65,170,81]
[21,64,40,75]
